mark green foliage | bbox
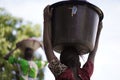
[0,7,44,80]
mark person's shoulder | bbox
[8,56,17,64]
[83,60,94,67]
[17,57,28,64]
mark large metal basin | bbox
[50,1,104,54]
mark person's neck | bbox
[71,67,81,80]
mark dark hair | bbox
[60,47,81,68]
[24,47,34,60]
[25,47,33,52]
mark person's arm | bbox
[87,22,103,64]
[43,5,57,63]
[4,41,22,60]
[4,47,18,60]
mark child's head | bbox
[60,47,81,68]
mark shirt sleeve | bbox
[35,60,48,69]
[48,58,67,77]
[35,60,42,68]
[82,60,94,77]
[8,56,17,64]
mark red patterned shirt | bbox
[49,58,94,80]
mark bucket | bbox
[50,1,104,54]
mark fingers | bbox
[44,5,53,21]
[44,5,50,14]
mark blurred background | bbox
[0,0,120,80]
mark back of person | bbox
[43,5,102,80]
[8,57,40,80]
[49,57,93,80]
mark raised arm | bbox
[43,6,56,63]
[87,22,103,63]
[4,47,18,60]
[4,41,22,60]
